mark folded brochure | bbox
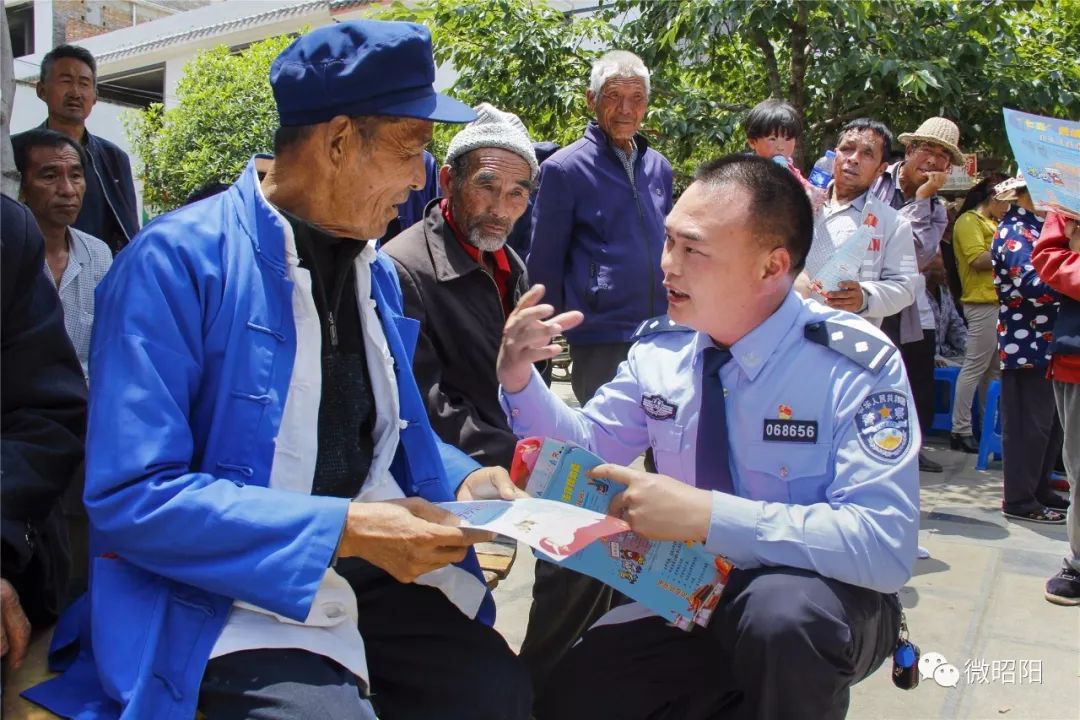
[439,497,629,562]
[457,437,731,629]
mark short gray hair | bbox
[589,50,650,98]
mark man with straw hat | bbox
[872,116,965,473]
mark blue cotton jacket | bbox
[25,157,491,719]
[527,122,673,345]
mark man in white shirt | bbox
[14,127,112,378]
[800,118,917,326]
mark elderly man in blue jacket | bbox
[25,21,531,720]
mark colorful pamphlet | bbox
[1002,108,1080,219]
[439,498,629,562]
[511,437,731,629]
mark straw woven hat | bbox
[898,117,964,166]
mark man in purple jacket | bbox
[871,116,962,473]
[527,50,673,406]
[521,49,673,692]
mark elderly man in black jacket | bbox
[385,103,538,470]
[1,194,87,671]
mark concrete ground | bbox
[492,380,1080,720]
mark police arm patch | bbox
[854,391,911,462]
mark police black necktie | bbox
[696,346,735,494]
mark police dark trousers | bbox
[535,567,901,720]
[519,558,624,692]
[1001,369,1064,512]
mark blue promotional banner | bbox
[1002,108,1080,219]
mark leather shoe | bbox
[918,452,943,473]
[950,433,978,454]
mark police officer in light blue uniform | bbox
[497,155,919,720]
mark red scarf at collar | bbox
[441,198,513,316]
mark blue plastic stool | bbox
[931,366,960,432]
[976,379,1003,471]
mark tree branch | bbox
[749,28,783,98]
[808,104,877,134]
[787,2,809,116]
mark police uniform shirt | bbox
[501,290,920,593]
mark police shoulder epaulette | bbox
[804,320,895,373]
[632,315,692,341]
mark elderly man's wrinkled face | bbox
[345,117,433,239]
[904,141,952,186]
[442,148,532,252]
[587,76,648,151]
[21,143,86,230]
[38,57,96,125]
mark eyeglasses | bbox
[914,144,951,165]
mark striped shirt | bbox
[43,226,112,379]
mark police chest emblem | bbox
[641,394,677,421]
[763,404,818,444]
[855,391,911,461]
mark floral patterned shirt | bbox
[992,206,1060,370]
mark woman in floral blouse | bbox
[992,175,1066,524]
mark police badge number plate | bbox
[855,391,911,462]
[641,394,678,421]
[762,419,818,443]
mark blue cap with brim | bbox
[270,20,475,127]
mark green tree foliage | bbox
[128,1,1078,211]
[625,0,1080,167]
[378,0,1078,184]
[376,0,618,159]
[125,33,295,213]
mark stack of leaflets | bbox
[442,438,731,629]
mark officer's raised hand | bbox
[497,284,584,393]
[594,464,712,544]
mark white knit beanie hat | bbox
[444,102,539,180]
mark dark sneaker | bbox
[918,452,943,473]
[1002,506,1066,524]
[1045,567,1080,606]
